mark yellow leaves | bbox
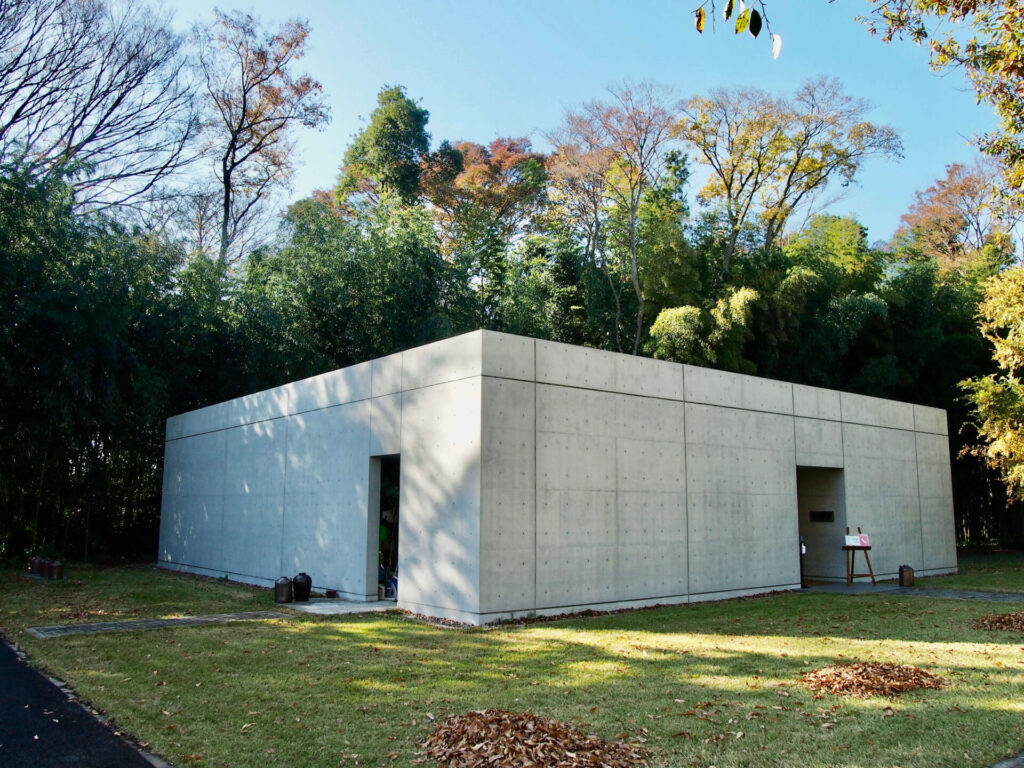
[735,8,751,35]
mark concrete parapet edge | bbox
[155,561,378,602]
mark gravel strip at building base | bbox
[26,610,289,639]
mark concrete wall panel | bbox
[221,422,285,580]
[538,433,616,491]
[685,403,799,594]
[370,393,402,456]
[616,491,688,599]
[614,355,684,401]
[531,387,688,612]
[795,417,844,469]
[159,430,226,569]
[842,423,922,577]
[536,340,616,391]
[916,432,957,570]
[399,377,482,616]
[793,384,841,422]
[840,392,915,431]
[536,489,618,608]
[227,386,289,428]
[287,361,371,414]
[481,331,535,381]
[281,403,373,598]
[616,396,686,441]
[402,333,481,391]
[166,401,229,441]
[684,367,793,415]
[480,377,536,613]
[537,384,617,437]
[371,351,404,398]
[914,405,948,435]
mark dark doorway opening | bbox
[796,466,847,584]
[377,455,400,601]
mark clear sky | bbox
[171,0,995,243]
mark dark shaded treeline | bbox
[1,147,1019,563]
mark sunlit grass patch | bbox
[920,550,1024,593]
[1,565,1023,767]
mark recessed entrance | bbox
[796,467,847,583]
[370,455,400,601]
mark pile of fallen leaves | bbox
[803,662,944,698]
[972,611,1024,634]
[420,709,651,767]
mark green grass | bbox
[1,564,1023,768]
[0,564,268,627]
[919,550,1024,593]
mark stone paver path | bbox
[907,587,1024,603]
[283,598,394,616]
[805,582,1024,602]
[27,610,289,639]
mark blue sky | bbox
[172,1,995,243]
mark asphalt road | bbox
[0,640,155,768]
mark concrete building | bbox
[158,330,957,624]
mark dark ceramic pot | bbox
[274,576,293,603]
[292,572,312,602]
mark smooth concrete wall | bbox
[160,329,958,626]
[476,331,957,621]
[159,333,484,617]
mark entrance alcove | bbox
[796,467,847,582]
[368,455,400,600]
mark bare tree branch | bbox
[0,0,200,209]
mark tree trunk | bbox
[219,160,232,263]
[629,205,643,355]
[605,267,623,353]
[30,449,48,553]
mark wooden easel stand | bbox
[841,526,875,585]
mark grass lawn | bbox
[919,550,1024,593]
[1,564,1022,768]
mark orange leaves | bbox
[972,610,1024,634]
[420,709,651,767]
[802,661,944,699]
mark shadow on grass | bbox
[6,548,1021,765]
[9,577,1024,768]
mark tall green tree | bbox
[336,85,430,206]
[962,267,1024,501]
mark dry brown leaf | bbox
[973,611,1024,634]
[803,662,944,699]
[420,709,652,767]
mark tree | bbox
[961,267,1024,500]
[649,286,759,371]
[678,77,902,269]
[242,196,455,378]
[787,214,885,293]
[864,1,1024,198]
[897,158,1021,270]
[0,162,193,560]
[553,82,679,354]
[197,10,329,262]
[0,0,198,208]
[336,85,429,206]
[422,137,546,247]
